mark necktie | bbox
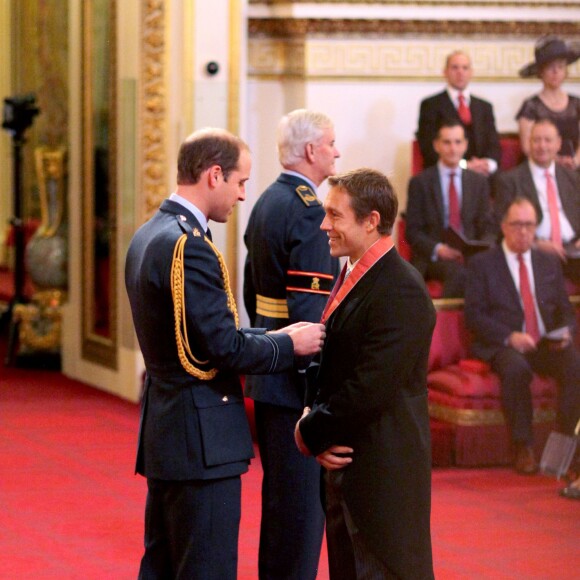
[457,93,472,125]
[544,171,562,246]
[517,253,540,343]
[448,172,461,231]
[206,227,213,241]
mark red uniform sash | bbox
[320,236,394,324]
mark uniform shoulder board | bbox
[175,215,202,238]
[295,184,321,207]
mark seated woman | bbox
[516,36,580,170]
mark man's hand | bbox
[535,239,566,261]
[508,331,537,354]
[275,322,326,356]
[294,407,312,456]
[316,446,354,471]
[436,244,463,263]
[466,157,491,176]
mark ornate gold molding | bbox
[141,0,168,220]
[249,19,580,38]
[249,37,580,80]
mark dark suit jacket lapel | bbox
[555,166,580,234]
[460,171,474,226]
[326,258,383,331]
[468,99,483,150]
[495,247,522,311]
[521,165,544,223]
[441,92,460,121]
[430,166,445,229]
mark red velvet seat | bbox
[427,308,557,466]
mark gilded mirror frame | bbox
[81,0,118,368]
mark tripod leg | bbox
[4,315,19,366]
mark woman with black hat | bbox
[517,35,580,170]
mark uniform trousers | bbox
[138,475,241,580]
[491,341,580,445]
[254,401,325,580]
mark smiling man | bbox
[406,120,497,296]
[295,168,436,579]
[125,128,326,579]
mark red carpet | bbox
[1,360,579,578]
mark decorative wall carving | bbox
[141,0,168,219]
[249,29,580,80]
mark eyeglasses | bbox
[505,221,537,231]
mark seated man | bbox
[416,50,501,176]
[406,120,497,297]
[465,197,580,475]
[495,119,580,281]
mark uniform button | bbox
[179,215,187,221]
[222,396,228,402]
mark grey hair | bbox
[277,109,334,167]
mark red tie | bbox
[518,254,540,343]
[448,172,461,231]
[458,93,472,125]
[545,170,562,246]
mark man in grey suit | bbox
[495,119,580,278]
[406,120,497,297]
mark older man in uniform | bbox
[244,109,340,579]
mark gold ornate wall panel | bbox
[12,1,69,217]
[141,1,168,220]
[249,36,580,80]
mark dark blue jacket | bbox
[125,200,294,480]
[244,173,340,409]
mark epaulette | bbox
[175,214,204,239]
[295,184,321,207]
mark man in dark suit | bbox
[417,50,501,176]
[406,120,497,297]
[295,168,436,579]
[125,128,326,579]
[465,197,580,474]
[495,119,580,278]
[243,109,340,580]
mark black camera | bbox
[2,93,40,135]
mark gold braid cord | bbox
[171,233,239,380]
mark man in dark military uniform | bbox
[125,128,326,579]
[244,110,341,580]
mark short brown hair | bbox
[177,128,249,185]
[328,168,398,235]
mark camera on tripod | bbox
[2,93,40,136]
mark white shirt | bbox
[501,241,546,337]
[528,160,575,243]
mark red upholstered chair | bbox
[498,133,524,171]
[427,307,558,466]
[395,215,444,299]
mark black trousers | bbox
[254,401,325,580]
[491,342,580,445]
[325,471,395,580]
[138,476,241,580]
